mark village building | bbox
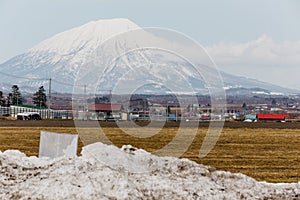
[88,103,124,120]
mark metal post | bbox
[166,102,169,121]
[109,90,112,102]
[176,106,177,122]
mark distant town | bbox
[1,84,300,122]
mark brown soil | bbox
[0,119,300,129]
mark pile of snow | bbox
[0,143,299,199]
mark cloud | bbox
[206,34,300,67]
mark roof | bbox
[257,114,289,120]
[245,115,257,120]
[88,103,122,111]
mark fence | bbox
[0,106,73,119]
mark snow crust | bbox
[0,142,299,199]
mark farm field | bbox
[0,124,299,183]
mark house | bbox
[88,103,123,120]
[245,114,257,122]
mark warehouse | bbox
[256,114,289,121]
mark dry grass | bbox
[0,126,299,183]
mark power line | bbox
[0,71,47,81]
[0,70,86,87]
[51,79,85,87]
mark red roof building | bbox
[257,114,289,121]
[88,103,123,112]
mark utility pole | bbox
[48,78,51,119]
[83,85,88,120]
[109,90,112,102]
[84,85,87,111]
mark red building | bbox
[88,103,122,112]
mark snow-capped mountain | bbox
[0,18,298,95]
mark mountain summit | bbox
[30,18,139,55]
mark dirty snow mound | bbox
[0,143,299,199]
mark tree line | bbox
[0,85,47,108]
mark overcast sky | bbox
[1,0,300,89]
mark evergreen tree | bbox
[33,86,47,108]
[0,91,4,106]
[187,104,191,112]
[242,102,247,114]
[7,93,12,106]
[242,102,247,110]
[11,85,22,105]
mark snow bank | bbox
[0,143,299,199]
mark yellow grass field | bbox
[0,126,299,183]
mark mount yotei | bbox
[0,18,297,95]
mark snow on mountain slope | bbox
[0,142,299,199]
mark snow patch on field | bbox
[0,142,299,199]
